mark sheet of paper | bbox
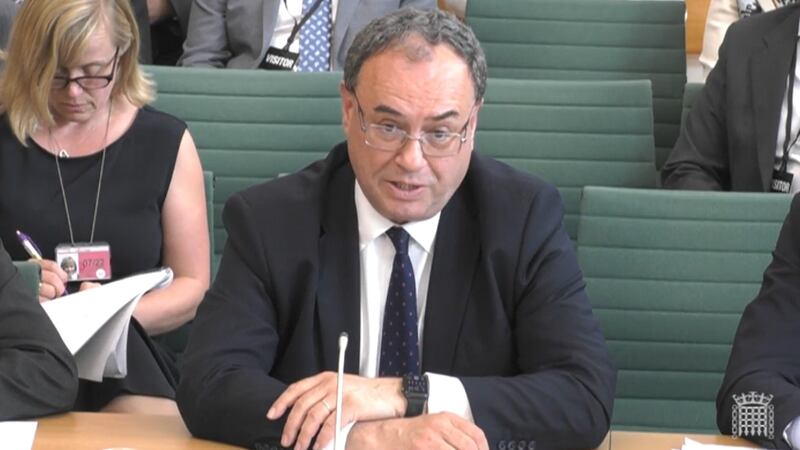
[0,421,37,450]
[674,437,766,450]
[41,268,173,381]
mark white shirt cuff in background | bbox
[426,372,475,422]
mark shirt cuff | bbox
[320,421,356,450]
[425,371,475,422]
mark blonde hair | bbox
[0,0,154,144]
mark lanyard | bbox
[50,104,112,245]
[780,35,800,173]
[282,0,327,51]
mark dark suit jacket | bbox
[662,5,800,191]
[179,0,436,69]
[718,194,800,448]
[0,239,78,419]
[177,144,616,450]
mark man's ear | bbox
[469,99,484,139]
[340,81,354,131]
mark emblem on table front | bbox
[732,391,774,440]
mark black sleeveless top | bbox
[0,106,187,409]
[0,106,185,279]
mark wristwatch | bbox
[402,374,429,417]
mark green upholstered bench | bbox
[479,79,656,239]
[577,186,792,432]
[147,66,344,265]
[12,261,40,298]
[148,66,657,243]
[466,0,686,171]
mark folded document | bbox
[41,268,173,382]
[674,437,765,450]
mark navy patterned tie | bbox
[297,0,331,71]
[379,227,421,377]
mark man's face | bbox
[340,41,480,224]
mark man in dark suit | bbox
[718,194,800,448]
[177,9,615,450]
[0,239,78,420]
[178,0,435,70]
[662,4,800,192]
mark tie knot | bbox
[386,227,410,255]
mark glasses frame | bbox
[351,91,474,158]
[52,47,119,91]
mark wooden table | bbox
[609,430,762,449]
[33,413,243,450]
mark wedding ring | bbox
[321,399,333,413]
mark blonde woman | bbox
[0,0,209,413]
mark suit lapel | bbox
[316,158,361,374]
[421,187,480,374]
[752,11,799,189]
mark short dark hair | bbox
[343,8,487,102]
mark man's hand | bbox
[266,372,406,450]
[346,412,489,450]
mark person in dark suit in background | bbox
[177,8,615,450]
[719,193,800,449]
[0,238,78,420]
[178,0,436,70]
[662,4,800,193]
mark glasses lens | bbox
[366,125,405,151]
[77,77,110,89]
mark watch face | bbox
[404,374,429,396]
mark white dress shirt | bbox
[325,182,474,448]
[271,0,339,71]
[773,22,800,193]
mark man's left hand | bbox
[266,372,406,450]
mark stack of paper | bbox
[41,268,173,382]
[0,422,37,450]
[674,437,766,450]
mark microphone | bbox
[334,332,348,450]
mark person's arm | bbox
[132,130,209,335]
[0,241,78,420]
[177,191,293,448]
[699,0,740,78]
[399,0,439,9]
[661,20,734,190]
[178,0,231,68]
[717,195,800,449]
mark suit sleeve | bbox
[661,22,735,191]
[717,195,800,449]
[177,192,290,448]
[399,0,439,9]
[0,241,78,420]
[459,185,616,450]
[179,0,231,68]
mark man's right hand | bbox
[345,412,489,450]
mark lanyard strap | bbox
[780,35,800,173]
[282,0,327,51]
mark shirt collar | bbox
[354,181,440,253]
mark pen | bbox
[15,229,43,260]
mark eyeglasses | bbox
[52,47,119,90]
[352,91,474,158]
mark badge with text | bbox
[771,170,794,193]
[55,242,112,281]
[259,47,298,71]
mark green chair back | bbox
[480,79,656,239]
[147,66,344,264]
[577,187,792,432]
[466,0,686,171]
[12,261,40,298]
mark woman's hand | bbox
[31,258,68,302]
